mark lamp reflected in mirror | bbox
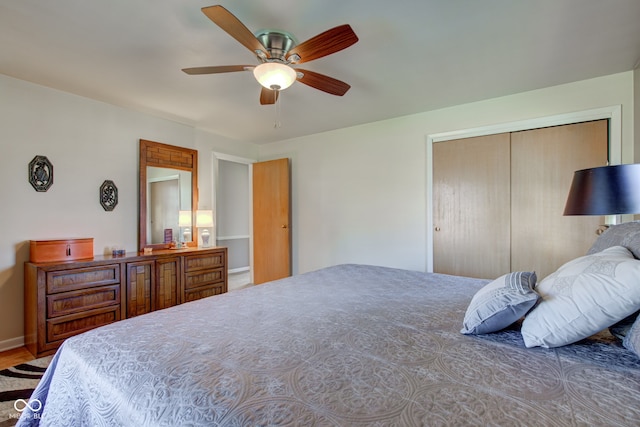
[178,210,192,247]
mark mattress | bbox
[17,264,640,426]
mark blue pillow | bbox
[610,311,639,340]
[623,313,640,357]
[587,221,640,259]
[461,271,538,335]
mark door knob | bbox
[435,227,441,232]
[281,224,288,229]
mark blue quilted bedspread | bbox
[17,264,640,426]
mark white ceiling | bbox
[1,0,639,144]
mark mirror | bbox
[139,139,198,250]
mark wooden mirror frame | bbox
[139,139,198,251]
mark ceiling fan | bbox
[182,5,359,105]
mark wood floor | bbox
[0,346,34,370]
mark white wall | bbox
[0,74,258,349]
[259,71,636,276]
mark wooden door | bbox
[433,133,511,279]
[253,158,291,284]
[510,120,608,279]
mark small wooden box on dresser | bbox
[24,246,227,358]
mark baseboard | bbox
[0,336,25,353]
[229,267,250,274]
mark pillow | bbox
[461,271,538,335]
[521,246,640,348]
[588,221,640,259]
[609,310,639,340]
[623,314,640,356]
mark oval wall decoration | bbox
[28,155,54,192]
[100,180,118,211]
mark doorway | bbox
[212,154,292,288]
[213,153,254,289]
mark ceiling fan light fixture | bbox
[253,62,297,91]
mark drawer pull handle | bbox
[66,245,71,256]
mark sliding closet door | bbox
[433,133,511,279]
[510,120,608,279]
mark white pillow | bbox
[521,246,640,348]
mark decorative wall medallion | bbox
[28,155,53,192]
[100,180,118,211]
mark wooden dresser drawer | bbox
[46,306,120,343]
[185,267,224,290]
[184,284,225,302]
[47,285,120,318]
[47,264,120,294]
[184,252,224,272]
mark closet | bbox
[433,120,608,280]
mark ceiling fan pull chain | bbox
[274,89,282,129]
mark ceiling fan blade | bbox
[260,87,279,105]
[286,24,358,64]
[296,69,351,96]
[201,5,270,58]
[182,65,254,75]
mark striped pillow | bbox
[461,271,539,335]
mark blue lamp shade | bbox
[564,164,640,215]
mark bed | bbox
[17,225,640,426]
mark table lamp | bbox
[564,164,640,224]
[196,210,214,248]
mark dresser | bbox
[24,247,227,357]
